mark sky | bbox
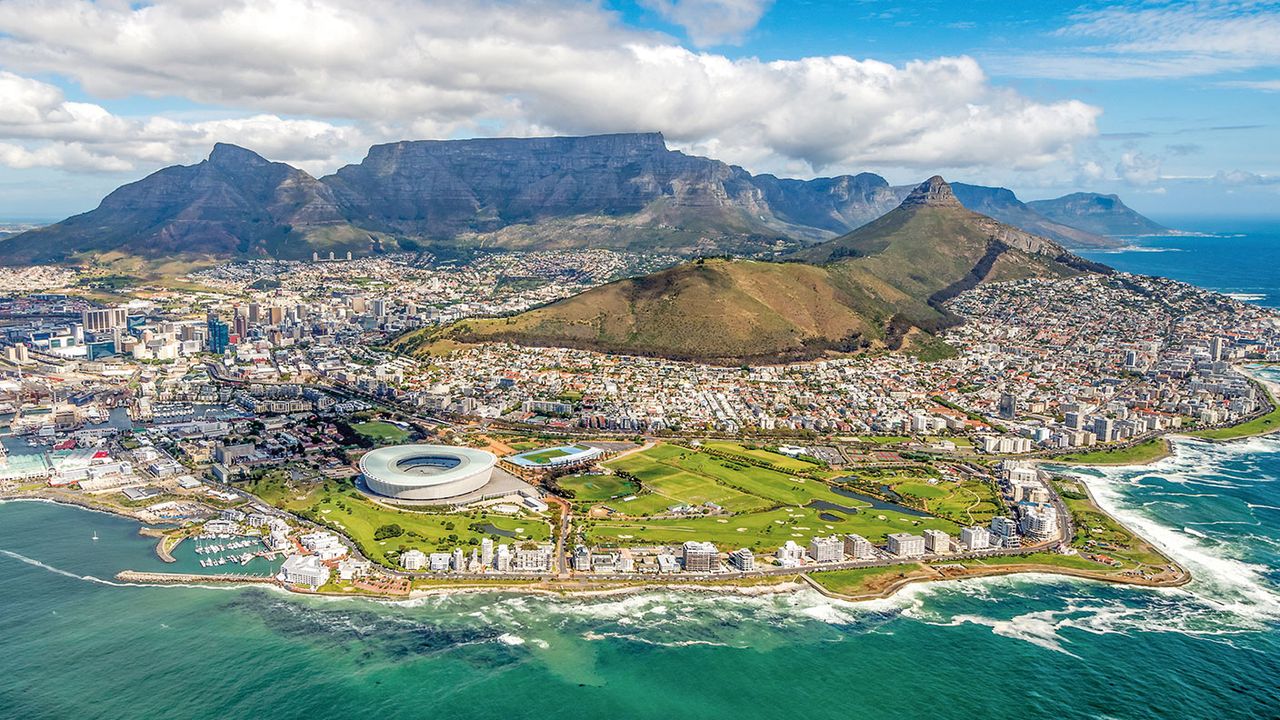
[0,0,1277,223]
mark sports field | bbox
[557,473,638,502]
[591,443,960,550]
[351,421,411,444]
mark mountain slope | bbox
[0,144,375,264]
[950,183,1116,248]
[401,177,1108,363]
[1027,193,1169,236]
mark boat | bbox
[91,531,98,542]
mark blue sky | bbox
[0,0,1276,223]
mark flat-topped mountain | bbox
[399,177,1109,363]
[1,134,1162,267]
[1027,192,1170,236]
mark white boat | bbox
[91,531,98,542]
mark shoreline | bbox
[2,490,1191,605]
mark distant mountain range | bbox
[0,133,1167,266]
[396,177,1109,364]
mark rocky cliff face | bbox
[322,133,897,242]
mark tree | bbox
[374,523,404,541]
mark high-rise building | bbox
[807,535,844,563]
[206,315,230,354]
[843,533,873,559]
[923,529,950,554]
[81,307,128,333]
[729,548,755,571]
[886,533,925,558]
[990,516,1020,548]
[960,526,991,551]
[1210,336,1225,361]
[682,541,718,572]
[480,537,494,567]
[998,392,1018,419]
[1093,417,1115,442]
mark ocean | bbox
[4,228,1280,719]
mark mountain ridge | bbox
[1,134,1163,265]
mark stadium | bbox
[359,444,497,501]
[505,444,604,471]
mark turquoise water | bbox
[4,424,1280,718]
[4,228,1280,718]
[1080,218,1280,308]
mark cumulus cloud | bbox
[0,72,368,172]
[0,0,1099,176]
[642,0,773,46]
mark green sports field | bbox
[351,421,411,444]
[557,473,639,502]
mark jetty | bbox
[114,570,275,585]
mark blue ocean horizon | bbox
[3,221,1280,719]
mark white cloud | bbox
[990,1,1280,81]
[1116,150,1163,186]
[642,0,773,46]
[1214,169,1280,186]
[0,72,368,172]
[0,0,1100,177]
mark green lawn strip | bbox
[808,565,921,595]
[1186,399,1280,441]
[1054,437,1170,465]
[960,552,1117,573]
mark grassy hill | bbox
[395,177,1107,364]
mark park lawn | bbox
[701,441,819,472]
[246,475,548,566]
[509,441,539,452]
[888,478,1000,525]
[584,504,960,551]
[351,421,412,444]
[1058,489,1169,568]
[809,564,925,596]
[1055,437,1171,465]
[961,552,1118,573]
[668,451,850,506]
[641,468,772,512]
[557,473,639,502]
[860,435,911,445]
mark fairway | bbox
[584,505,960,550]
[591,443,962,551]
